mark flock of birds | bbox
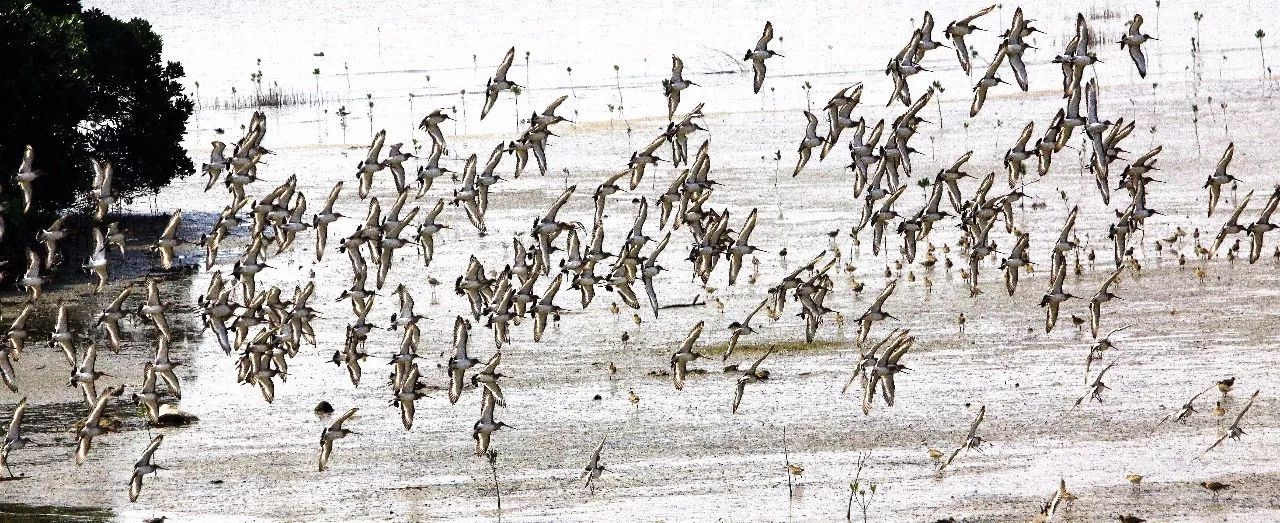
[1,5,1278,520]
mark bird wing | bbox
[1098,267,1124,295]
[137,434,165,465]
[1216,143,1236,175]
[1231,389,1261,427]
[495,47,516,81]
[965,405,986,441]
[366,130,386,164]
[542,94,568,116]
[6,397,26,435]
[756,21,775,50]
[330,407,359,430]
[960,4,996,25]
[162,211,183,239]
[19,144,35,172]
[453,316,470,359]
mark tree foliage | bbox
[0,0,193,227]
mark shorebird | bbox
[1217,376,1236,395]
[472,389,509,456]
[152,337,182,398]
[50,299,76,367]
[18,248,45,302]
[861,331,913,414]
[312,181,344,261]
[855,279,897,344]
[202,141,228,190]
[1202,389,1260,457]
[999,232,1031,296]
[90,159,115,221]
[1040,262,1075,333]
[1036,478,1079,521]
[1076,360,1118,406]
[416,146,451,197]
[581,435,607,493]
[129,434,165,502]
[744,21,781,93]
[1004,122,1034,187]
[1000,8,1033,91]
[318,407,358,471]
[1036,110,1065,175]
[1201,481,1231,500]
[0,345,16,393]
[731,348,774,414]
[76,385,122,466]
[69,340,108,406]
[356,130,387,198]
[417,109,451,151]
[83,228,110,292]
[2,397,29,476]
[970,46,1007,117]
[471,352,505,407]
[1209,189,1253,256]
[1205,143,1237,217]
[36,214,68,269]
[627,134,667,190]
[941,405,985,469]
[1245,186,1280,263]
[792,111,825,177]
[1088,267,1125,338]
[671,321,706,390]
[152,210,183,270]
[138,278,174,340]
[392,364,427,430]
[663,55,697,120]
[106,221,126,256]
[14,144,41,213]
[448,316,480,404]
[820,84,863,159]
[1160,384,1214,424]
[1119,14,1155,78]
[481,47,519,120]
[132,363,162,423]
[453,155,487,234]
[5,303,34,355]
[945,5,996,74]
[531,274,564,342]
[726,298,769,361]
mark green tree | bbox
[0,0,192,241]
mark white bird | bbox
[90,159,115,221]
[14,145,41,214]
[152,210,183,270]
[2,397,30,476]
[18,248,45,302]
[84,228,110,293]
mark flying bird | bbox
[744,21,782,94]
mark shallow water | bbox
[4,1,1280,521]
